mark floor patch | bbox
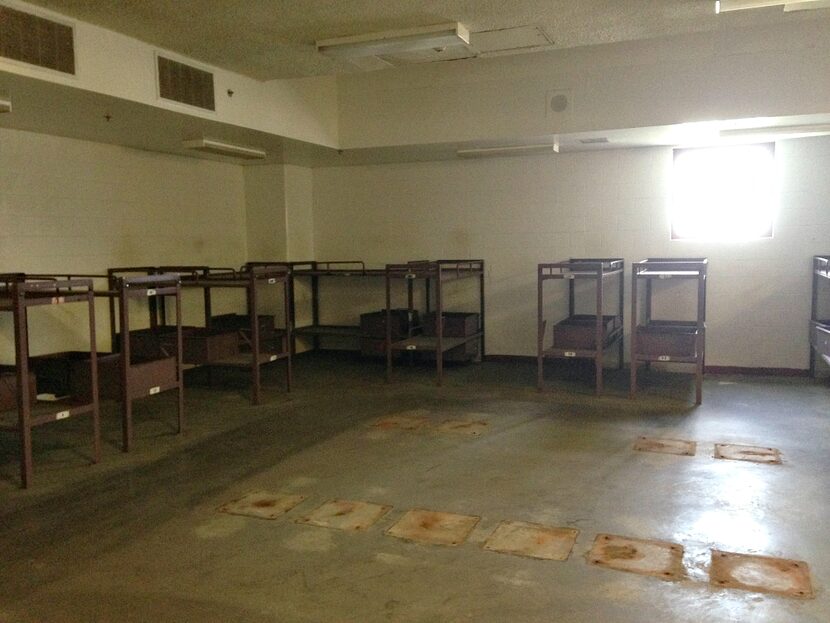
[386,509,480,546]
[710,550,814,598]
[483,520,578,561]
[588,534,685,580]
[436,419,489,436]
[371,410,430,431]
[217,491,306,520]
[714,444,782,464]
[296,499,391,531]
[634,437,696,456]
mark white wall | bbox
[312,136,830,370]
[337,17,830,149]
[0,126,249,357]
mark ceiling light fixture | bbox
[719,123,830,139]
[182,137,267,160]
[716,0,830,12]
[456,143,559,159]
[0,97,11,113]
[317,23,470,59]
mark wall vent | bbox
[157,55,215,111]
[0,5,75,74]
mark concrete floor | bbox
[1,353,829,622]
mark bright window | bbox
[671,143,776,241]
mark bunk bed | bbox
[537,259,624,395]
[384,260,485,386]
[0,274,100,488]
[810,255,830,376]
[148,264,292,405]
[630,258,708,404]
[263,260,389,354]
[27,272,185,453]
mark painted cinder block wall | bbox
[311,136,830,370]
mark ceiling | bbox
[21,0,815,80]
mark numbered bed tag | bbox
[51,296,65,304]
[269,355,278,362]
[146,289,157,296]
[406,345,417,351]
[405,273,416,280]
[55,410,70,420]
[149,386,161,395]
[268,278,276,284]
[658,355,671,362]
[564,351,577,358]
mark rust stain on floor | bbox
[436,419,489,436]
[710,550,814,598]
[634,437,696,457]
[386,509,480,547]
[296,499,392,531]
[370,410,431,431]
[218,491,306,520]
[714,443,782,464]
[588,534,685,580]
[483,520,578,561]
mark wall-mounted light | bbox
[0,97,11,113]
[716,0,830,12]
[720,123,830,140]
[182,137,267,160]
[317,23,470,59]
[457,143,559,159]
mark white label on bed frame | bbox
[51,296,65,304]
[405,273,416,280]
[658,355,671,361]
[269,355,278,362]
[564,351,576,357]
[566,275,575,280]
[55,410,70,420]
[149,386,161,395]
[406,345,417,350]
[659,275,671,280]
[268,278,276,284]
[146,289,157,296]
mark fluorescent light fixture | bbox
[720,123,830,140]
[182,137,267,160]
[0,97,11,113]
[317,23,470,59]
[456,143,559,159]
[716,0,830,12]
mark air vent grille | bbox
[0,5,74,74]
[157,55,215,111]
[579,137,610,145]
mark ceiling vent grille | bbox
[0,5,75,74]
[157,55,215,111]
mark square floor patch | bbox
[218,491,306,520]
[634,437,696,457]
[483,520,578,561]
[436,419,489,436]
[386,509,480,547]
[371,409,431,431]
[296,499,391,531]
[714,444,782,465]
[710,550,814,599]
[588,534,685,580]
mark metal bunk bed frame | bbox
[0,274,100,488]
[809,255,830,376]
[537,258,624,395]
[630,257,708,404]
[150,264,293,405]
[384,259,485,386]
